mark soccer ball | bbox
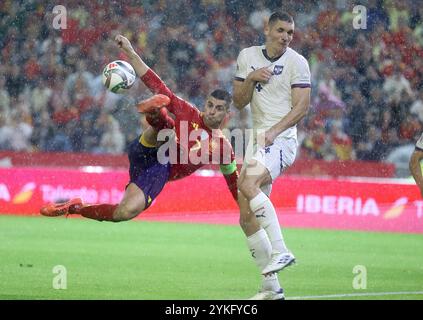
[102,60,136,93]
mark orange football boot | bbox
[40,198,83,217]
[137,94,171,113]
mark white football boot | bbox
[262,252,296,275]
[249,288,285,300]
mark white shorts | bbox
[241,135,297,196]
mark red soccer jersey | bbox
[141,69,238,200]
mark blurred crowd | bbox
[0,0,422,163]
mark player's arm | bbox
[232,79,255,110]
[219,138,239,201]
[233,70,267,110]
[116,34,194,117]
[220,160,239,201]
[409,148,423,197]
[115,35,174,98]
[263,87,311,146]
[262,55,312,146]
[115,35,148,77]
[233,49,273,110]
[233,67,272,110]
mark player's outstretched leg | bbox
[40,184,146,222]
[77,184,146,222]
[40,198,120,221]
[40,198,83,217]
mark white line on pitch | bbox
[288,291,423,300]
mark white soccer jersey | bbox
[235,45,311,138]
[416,133,423,150]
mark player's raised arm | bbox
[115,35,174,99]
[115,35,149,77]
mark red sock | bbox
[146,108,175,131]
[77,204,118,221]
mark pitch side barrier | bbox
[0,167,420,233]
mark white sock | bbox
[250,192,288,254]
[246,229,281,292]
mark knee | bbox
[113,205,141,222]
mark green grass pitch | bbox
[0,215,422,300]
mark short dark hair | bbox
[268,11,294,25]
[210,89,232,109]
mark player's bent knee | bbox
[113,205,142,222]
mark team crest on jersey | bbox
[273,65,284,75]
[191,122,199,130]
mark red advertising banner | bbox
[0,167,421,233]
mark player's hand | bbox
[257,128,278,147]
[247,67,273,83]
[115,35,134,54]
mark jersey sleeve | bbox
[219,137,239,201]
[290,55,311,89]
[141,69,197,117]
[141,69,175,99]
[234,49,248,82]
[416,133,423,151]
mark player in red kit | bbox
[40,35,238,221]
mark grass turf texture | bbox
[0,215,422,300]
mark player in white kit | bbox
[233,11,311,300]
[409,133,423,197]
